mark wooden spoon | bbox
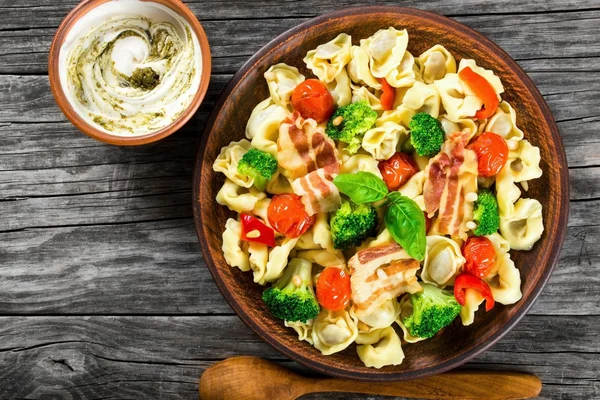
[199,356,542,400]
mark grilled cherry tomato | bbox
[316,267,352,311]
[454,273,495,312]
[267,194,314,238]
[378,152,420,191]
[458,66,499,119]
[240,213,275,247]
[379,78,395,111]
[467,132,508,177]
[462,236,496,278]
[291,79,335,123]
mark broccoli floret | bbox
[325,100,377,154]
[262,258,320,323]
[402,283,462,339]
[237,148,278,190]
[330,200,378,250]
[472,188,500,236]
[408,112,445,156]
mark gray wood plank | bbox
[2,10,600,74]
[0,315,597,400]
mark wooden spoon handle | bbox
[306,370,542,399]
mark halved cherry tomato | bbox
[267,194,314,238]
[316,267,352,311]
[454,273,495,312]
[378,152,420,191]
[379,78,395,111]
[467,132,508,177]
[291,79,336,123]
[240,213,275,247]
[462,236,496,278]
[458,66,500,119]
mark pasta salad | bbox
[212,27,544,369]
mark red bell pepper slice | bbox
[240,213,275,247]
[378,78,395,111]
[454,273,495,312]
[458,66,499,119]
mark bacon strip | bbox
[349,244,421,315]
[277,112,339,180]
[291,168,340,215]
[423,131,478,240]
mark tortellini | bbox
[485,101,524,142]
[486,251,522,305]
[312,309,359,355]
[354,298,400,329]
[356,327,405,368]
[212,139,253,188]
[264,63,305,111]
[360,27,409,78]
[248,242,269,285]
[216,179,266,213]
[265,169,294,195]
[296,249,346,268]
[398,170,426,200]
[263,237,300,282]
[362,121,408,160]
[385,51,420,88]
[506,140,543,183]
[421,235,465,287]
[285,320,314,345]
[245,98,288,156]
[439,115,478,139]
[340,154,383,179]
[304,33,352,83]
[495,163,522,217]
[459,288,485,326]
[351,85,383,111]
[377,105,415,129]
[499,198,544,250]
[418,44,456,84]
[347,45,381,89]
[326,67,352,107]
[401,81,441,117]
[222,218,249,272]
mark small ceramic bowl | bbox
[48,0,211,146]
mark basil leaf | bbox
[384,192,426,261]
[333,172,388,204]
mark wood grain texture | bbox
[0,315,597,399]
[0,0,598,398]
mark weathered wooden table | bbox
[0,1,598,399]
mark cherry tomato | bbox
[316,267,352,311]
[291,79,335,123]
[378,78,395,111]
[267,194,314,238]
[462,236,496,278]
[467,132,508,177]
[378,152,420,191]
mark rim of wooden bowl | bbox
[193,6,569,381]
[48,0,212,146]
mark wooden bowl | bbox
[193,7,569,380]
[48,0,211,146]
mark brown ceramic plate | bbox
[193,7,569,380]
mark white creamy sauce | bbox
[59,0,202,136]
